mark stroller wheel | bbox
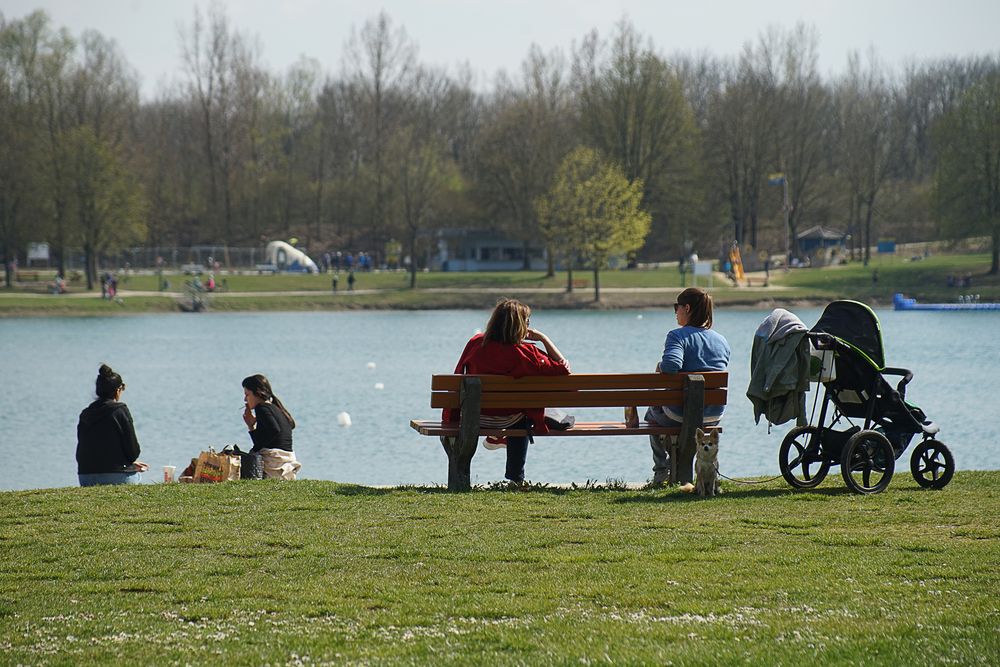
[779,426,830,488]
[841,430,895,494]
[910,439,955,489]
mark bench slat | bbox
[430,372,727,392]
[410,419,721,438]
[431,388,728,410]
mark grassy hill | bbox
[1,473,997,665]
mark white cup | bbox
[163,465,176,483]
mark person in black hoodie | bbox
[76,364,148,486]
[242,374,301,479]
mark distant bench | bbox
[410,371,728,491]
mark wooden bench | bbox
[410,372,728,491]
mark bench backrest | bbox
[430,372,728,410]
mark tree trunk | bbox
[2,239,10,288]
[593,265,601,302]
[409,229,418,289]
[991,227,999,275]
[862,198,875,267]
[545,246,555,278]
[85,245,95,290]
[566,263,574,293]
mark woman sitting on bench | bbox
[645,287,731,485]
[446,298,570,486]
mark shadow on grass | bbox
[326,479,943,499]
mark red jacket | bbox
[443,333,570,434]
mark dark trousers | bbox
[505,436,529,482]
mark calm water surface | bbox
[1,308,997,491]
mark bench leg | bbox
[440,436,476,492]
[674,436,696,485]
[675,374,705,486]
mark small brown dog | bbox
[694,428,721,498]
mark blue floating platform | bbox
[893,293,1000,311]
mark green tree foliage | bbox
[537,146,651,301]
[934,72,1000,274]
[0,11,49,287]
[65,126,146,287]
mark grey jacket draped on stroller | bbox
[747,308,811,426]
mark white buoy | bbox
[374,382,384,390]
[636,314,643,320]
[336,411,352,427]
[366,361,376,370]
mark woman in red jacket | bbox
[446,298,570,485]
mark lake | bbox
[1,307,998,491]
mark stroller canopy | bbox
[810,300,886,370]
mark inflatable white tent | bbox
[265,241,319,273]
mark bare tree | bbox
[388,68,458,287]
[773,24,831,260]
[833,51,906,265]
[181,3,265,254]
[344,10,416,262]
[573,19,704,259]
[475,45,573,273]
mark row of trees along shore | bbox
[2,7,1000,292]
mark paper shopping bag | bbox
[193,449,226,483]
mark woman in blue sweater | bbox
[645,287,731,485]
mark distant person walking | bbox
[76,364,148,486]
[348,270,356,291]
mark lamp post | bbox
[768,172,790,270]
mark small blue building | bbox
[428,229,548,271]
[797,226,846,257]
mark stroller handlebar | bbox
[882,366,914,397]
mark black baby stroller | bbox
[779,300,955,494]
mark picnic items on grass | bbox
[222,444,264,480]
[192,448,241,483]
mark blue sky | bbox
[5,0,999,98]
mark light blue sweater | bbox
[658,326,731,421]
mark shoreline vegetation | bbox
[2,252,997,316]
[1,472,997,664]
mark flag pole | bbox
[783,176,790,271]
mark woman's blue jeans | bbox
[505,436,529,483]
[78,471,142,487]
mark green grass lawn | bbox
[1,473,997,665]
[110,267,692,292]
[777,253,1000,303]
[3,253,997,315]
